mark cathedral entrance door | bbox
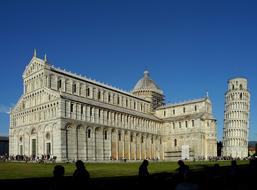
[32,139,36,156]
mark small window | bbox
[240,84,243,90]
[107,111,110,120]
[90,107,93,116]
[86,88,90,97]
[173,122,175,129]
[240,93,242,100]
[97,91,101,100]
[108,94,111,102]
[194,105,197,111]
[179,122,181,128]
[192,120,195,127]
[141,136,144,143]
[88,129,91,138]
[117,96,120,105]
[130,135,133,142]
[118,133,121,141]
[81,105,83,114]
[163,111,166,117]
[72,83,77,93]
[173,109,175,115]
[57,80,62,90]
[174,139,177,147]
[126,99,128,107]
[185,121,188,128]
[183,107,186,113]
[70,103,74,112]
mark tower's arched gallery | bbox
[9,53,217,161]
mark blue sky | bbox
[0,0,257,141]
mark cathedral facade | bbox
[9,53,217,162]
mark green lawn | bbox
[0,160,249,180]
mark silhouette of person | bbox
[72,160,90,188]
[175,160,189,183]
[138,159,151,188]
[208,163,224,190]
[52,165,66,190]
[227,160,239,188]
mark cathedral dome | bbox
[132,70,163,94]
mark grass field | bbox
[0,160,250,180]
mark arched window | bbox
[174,139,177,147]
[240,93,242,100]
[239,84,243,90]
[87,129,91,138]
[118,132,121,141]
[183,107,186,113]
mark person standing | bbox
[72,160,90,188]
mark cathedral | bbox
[9,52,217,162]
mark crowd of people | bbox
[0,154,57,163]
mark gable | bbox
[22,57,46,78]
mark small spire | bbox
[44,53,47,62]
[33,49,37,57]
[206,91,209,97]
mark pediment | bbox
[22,57,46,78]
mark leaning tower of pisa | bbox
[222,78,250,158]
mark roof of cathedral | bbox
[157,97,210,109]
[163,112,216,122]
[132,70,163,94]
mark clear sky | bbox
[0,0,256,141]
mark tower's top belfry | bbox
[227,77,248,91]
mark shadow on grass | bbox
[0,161,256,190]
